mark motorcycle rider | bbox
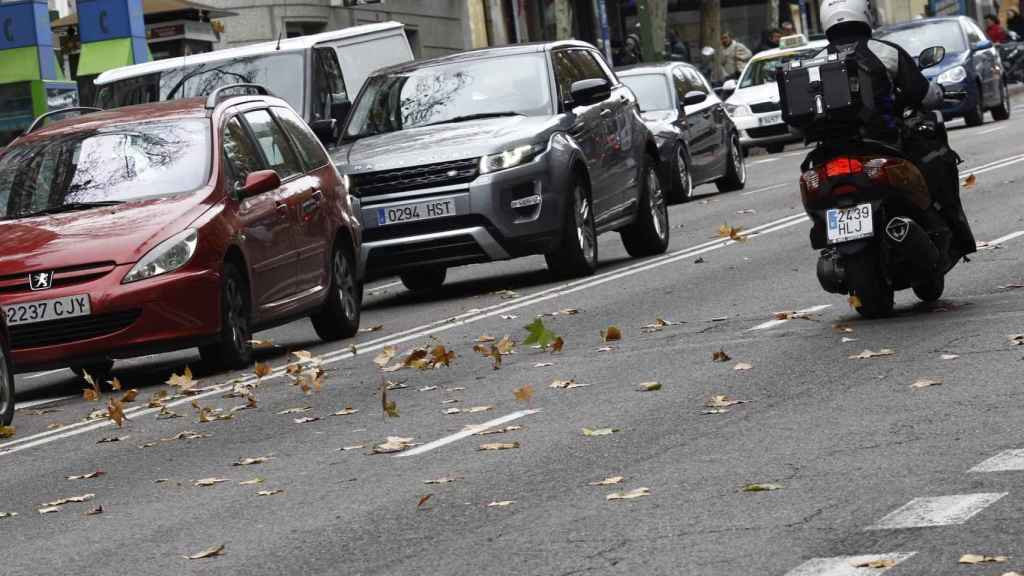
[818,0,975,259]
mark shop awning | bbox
[76,38,134,77]
[0,47,43,84]
[51,0,236,28]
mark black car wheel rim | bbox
[225,276,249,353]
[677,148,692,198]
[733,138,746,183]
[334,250,358,322]
[0,349,9,419]
[574,185,595,264]
[648,166,667,241]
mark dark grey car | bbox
[333,41,668,291]
[617,63,746,203]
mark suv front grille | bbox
[0,262,116,294]
[10,309,141,349]
[368,236,488,273]
[750,101,781,114]
[351,158,480,198]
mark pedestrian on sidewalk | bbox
[985,13,1010,43]
[1007,8,1024,39]
[720,32,752,79]
[757,28,782,53]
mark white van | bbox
[93,21,413,143]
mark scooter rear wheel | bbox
[913,273,945,303]
[846,252,895,318]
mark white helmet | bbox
[820,0,875,36]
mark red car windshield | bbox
[0,119,211,220]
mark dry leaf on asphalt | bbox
[108,377,122,391]
[607,487,650,500]
[107,398,126,427]
[194,478,229,487]
[444,408,462,415]
[333,407,358,416]
[706,395,746,408]
[183,544,225,560]
[474,425,522,436]
[833,324,854,333]
[83,388,100,402]
[963,173,977,188]
[430,344,456,367]
[374,346,398,368]
[848,295,863,309]
[712,349,731,362]
[249,339,275,349]
[166,366,195,389]
[718,223,746,241]
[465,406,494,413]
[1009,334,1024,346]
[120,389,139,403]
[371,436,415,454]
[254,362,272,379]
[38,506,61,514]
[424,476,461,485]
[293,416,320,424]
[549,379,588,389]
[66,471,104,481]
[601,326,623,342]
[478,442,519,451]
[277,407,311,415]
[734,362,753,371]
[638,382,661,392]
[487,500,515,507]
[360,325,383,333]
[641,318,683,333]
[742,483,782,492]
[850,559,896,569]
[256,489,284,497]
[849,349,896,359]
[416,494,433,509]
[0,512,18,519]
[597,346,615,353]
[959,554,1008,564]
[239,478,263,485]
[476,334,496,343]
[84,505,104,516]
[533,362,554,368]
[589,476,624,486]
[0,426,14,438]
[911,378,943,389]
[941,354,960,360]
[233,456,271,466]
[41,494,95,507]
[550,336,565,352]
[582,427,620,437]
[96,436,127,443]
[701,408,729,415]
[841,337,858,343]
[381,383,399,418]
[513,384,534,402]
[337,445,365,452]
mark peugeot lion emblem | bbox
[29,271,54,291]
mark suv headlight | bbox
[480,142,547,174]
[937,65,967,84]
[122,229,198,284]
[724,103,752,117]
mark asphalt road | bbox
[4,104,1024,576]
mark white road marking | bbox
[14,395,75,410]
[748,304,832,331]
[866,493,1007,530]
[0,212,811,457]
[366,280,402,293]
[781,150,807,158]
[394,409,539,458]
[750,157,780,165]
[969,448,1024,472]
[22,369,66,381]
[985,230,1024,245]
[976,126,1007,135]
[964,153,1024,177]
[741,183,787,196]
[784,552,916,575]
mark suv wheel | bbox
[621,158,670,257]
[0,345,12,427]
[992,81,1011,121]
[669,145,693,203]
[400,267,447,292]
[199,263,252,370]
[311,244,361,341]
[716,134,747,192]
[546,179,598,278]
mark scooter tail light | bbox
[824,157,863,177]
[799,169,820,203]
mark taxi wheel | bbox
[200,263,252,371]
[311,245,361,341]
[0,345,13,427]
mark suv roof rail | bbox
[205,84,274,109]
[26,107,104,134]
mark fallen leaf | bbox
[444,408,462,415]
[166,366,195,389]
[373,346,398,368]
[702,408,730,415]
[84,505,104,516]
[475,334,496,343]
[249,339,275,349]
[848,295,863,309]
[850,559,897,569]
[706,395,746,408]
[96,436,127,444]
[418,386,438,392]
[495,335,516,355]
[277,407,311,415]
[638,382,661,392]
[849,349,896,359]
[493,289,518,299]
[107,398,126,428]
[911,378,943,389]
[1009,334,1024,346]
[120,389,139,403]
[371,436,415,454]
[833,324,854,333]
[550,337,564,352]
[332,407,358,416]
[963,173,976,188]
[478,442,519,451]
[601,326,622,342]
[523,318,558,348]
[718,223,746,241]
[381,383,399,418]
[254,362,272,379]
[360,325,383,333]
[66,471,105,481]
[83,388,99,402]
[941,353,960,360]
[193,478,229,487]
[742,483,782,492]
[24,408,62,416]
[733,362,753,371]
[474,425,522,436]
[424,476,462,485]
[0,425,14,438]
[958,554,1008,564]
[162,430,208,443]
[533,362,554,368]
[589,476,624,486]
[38,506,61,514]
[607,487,650,500]
[417,494,432,509]
[256,489,284,497]
[597,346,615,353]
[337,445,365,452]
[183,544,225,560]
[232,456,271,466]
[40,494,95,508]
[841,336,858,343]
[294,416,321,424]
[487,500,514,507]
[513,384,534,402]
[239,478,264,485]
[712,349,731,362]
[147,390,169,408]
[107,377,122,391]
[549,379,588,389]
[156,407,181,420]
[430,344,456,368]
[736,208,757,215]
[0,512,18,519]
[465,406,494,413]
[582,427,620,437]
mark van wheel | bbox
[621,158,670,257]
[716,134,747,192]
[964,86,985,126]
[546,179,598,278]
[0,345,13,427]
[199,263,252,370]
[311,244,361,341]
[400,268,447,292]
[992,81,1011,121]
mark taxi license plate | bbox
[377,198,456,226]
[758,113,783,126]
[2,294,91,326]
[826,204,874,244]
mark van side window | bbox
[243,109,304,179]
[313,47,348,121]
[274,107,330,170]
[222,117,265,190]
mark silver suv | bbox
[334,41,668,291]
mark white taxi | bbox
[723,36,828,154]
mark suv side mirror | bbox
[240,170,281,198]
[715,79,737,99]
[917,46,946,69]
[683,90,708,107]
[570,78,612,107]
[310,118,338,144]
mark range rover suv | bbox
[334,41,669,291]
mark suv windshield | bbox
[739,47,823,88]
[620,74,673,111]
[876,21,968,55]
[96,53,305,116]
[0,119,211,219]
[346,53,553,138]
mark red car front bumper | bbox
[2,265,221,372]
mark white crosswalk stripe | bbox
[784,552,916,575]
[866,493,1007,530]
[970,448,1024,473]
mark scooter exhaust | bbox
[885,216,939,275]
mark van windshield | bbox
[96,53,306,115]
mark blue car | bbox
[877,16,1010,126]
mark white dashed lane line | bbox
[740,183,788,196]
[976,125,1007,135]
[394,409,539,458]
[969,448,1024,473]
[865,493,1007,530]
[784,552,916,576]
[748,304,831,331]
[14,395,76,411]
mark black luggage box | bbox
[777,54,869,140]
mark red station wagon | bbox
[0,85,362,381]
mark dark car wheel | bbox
[546,178,598,278]
[0,344,13,427]
[71,360,114,387]
[715,134,747,193]
[400,267,447,292]
[311,244,361,341]
[964,85,985,126]
[992,81,1011,121]
[668,145,694,203]
[621,158,670,257]
[199,263,252,370]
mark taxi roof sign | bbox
[779,34,808,49]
